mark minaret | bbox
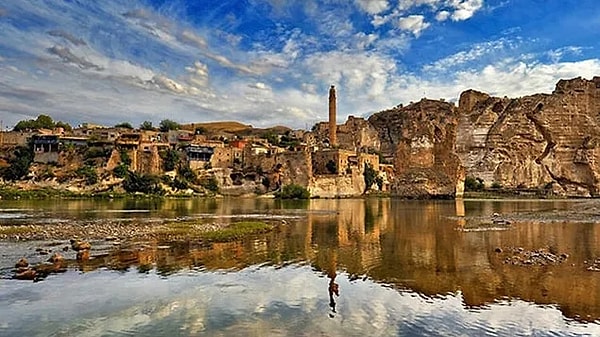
[328,85,337,146]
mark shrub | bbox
[113,163,129,178]
[159,119,180,132]
[177,165,197,182]
[85,147,108,160]
[171,177,189,190]
[76,165,98,185]
[491,182,502,189]
[119,150,132,166]
[2,145,33,180]
[201,176,219,193]
[363,163,377,192]
[465,176,484,191]
[275,184,310,199]
[123,171,163,194]
[161,149,179,171]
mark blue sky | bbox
[1,0,599,129]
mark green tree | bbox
[113,163,129,178]
[2,145,33,180]
[76,165,98,185]
[115,122,133,129]
[159,119,180,132]
[55,121,72,131]
[464,176,484,191]
[13,114,56,131]
[161,149,179,171]
[140,121,155,131]
[201,176,219,193]
[195,127,207,135]
[123,171,163,194]
[177,164,196,183]
[363,163,377,193]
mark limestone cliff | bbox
[457,77,600,197]
[368,99,464,198]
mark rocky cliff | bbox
[457,77,600,197]
[368,99,464,198]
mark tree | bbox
[115,122,133,129]
[161,149,179,171]
[363,163,377,193]
[2,145,33,180]
[34,115,55,129]
[123,171,163,194]
[159,119,180,132]
[195,127,207,135]
[140,121,155,131]
[55,121,72,131]
[13,114,55,131]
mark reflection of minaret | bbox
[328,85,337,146]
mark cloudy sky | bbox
[1,0,599,129]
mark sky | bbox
[1,0,600,130]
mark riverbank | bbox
[0,219,277,243]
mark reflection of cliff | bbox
[30,198,600,322]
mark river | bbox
[0,198,599,336]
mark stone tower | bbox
[328,85,337,146]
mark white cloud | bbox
[423,38,518,72]
[547,46,583,63]
[355,0,389,15]
[397,15,430,36]
[397,0,444,11]
[449,0,484,21]
[249,82,270,90]
[435,10,450,21]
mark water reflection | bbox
[2,197,600,334]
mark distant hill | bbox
[181,121,252,133]
[181,121,292,137]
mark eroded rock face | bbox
[368,99,464,198]
[457,77,600,197]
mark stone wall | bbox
[308,169,365,198]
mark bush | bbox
[275,184,310,199]
[161,149,179,172]
[491,181,502,189]
[363,163,377,193]
[85,147,108,160]
[2,145,33,180]
[171,177,189,190]
[200,176,219,193]
[177,165,196,183]
[159,119,180,132]
[123,171,163,194]
[113,163,129,178]
[119,150,132,166]
[76,165,98,185]
[465,176,484,191]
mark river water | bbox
[1,198,599,336]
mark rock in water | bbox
[15,257,29,268]
[48,252,64,263]
[70,239,91,251]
